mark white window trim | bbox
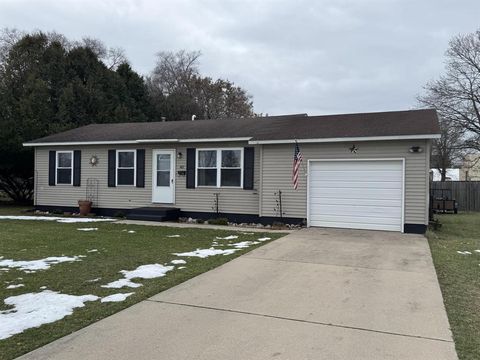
[116,149,137,187]
[195,148,244,188]
[55,150,73,185]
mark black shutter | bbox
[73,150,81,187]
[48,151,56,186]
[108,150,116,187]
[243,147,255,190]
[136,149,145,188]
[186,148,196,189]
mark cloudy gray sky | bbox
[1,0,479,116]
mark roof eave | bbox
[23,137,253,147]
[247,134,441,145]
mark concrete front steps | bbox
[126,207,180,222]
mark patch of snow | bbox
[101,293,134,303]
[87,249,98,253]
[101,279,142,289]
[215,235,238,240]
[0,216,115,223]
[241,232,254,235]
[102,264,174,289]
[0,290,98,340]
[39,286,47,290]
[6,284,24,289]
[166,235,180,238]
[457,251,472,255]
[171,259,186,265]
[257,237,271,241]
[121,229,136,233]
[475,250,480,253]
[178,266,186,269]
[231,241,260,249]
[121,264,173,280]
[86,278,101,283]
[0,256,81,272]
[77,228,98,231]
[174,248,238,258]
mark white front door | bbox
[152,150,175,203]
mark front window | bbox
[197,150,217,186]
[221,150,242,186]
[56,151,73,185]
[196,149,243,187]
[117,150,136,186]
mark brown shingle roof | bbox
[25,109,440,145]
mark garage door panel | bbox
[310,214,401,226]
[310,187,402,200]
[312,220,401,232]
[310,180,403,189]
[313,205,402,218]
[310,170,403,181]
[312,162,402,171]
[311,198,402,207]
[308,160,403,232]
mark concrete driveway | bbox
[18,228,457,360]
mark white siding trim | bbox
[425,140,431,225]
[249,134,441,145]
[24,137,252,147]
[307,158,405,232]
[258,145,263,216]
[25,140,139,147]
[179,137,251,143]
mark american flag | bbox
[292,141,303,190]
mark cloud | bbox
[1,0,480,115]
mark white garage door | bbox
[308,160,403,232]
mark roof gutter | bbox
[23,137,253,147]
[247,134,441,145]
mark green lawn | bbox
[0,209,285,360]
[427,213,480,360]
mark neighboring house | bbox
[24,109,440,234]
[460,154,480,181]
[430,168,460,181]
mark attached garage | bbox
[308,159,404,232]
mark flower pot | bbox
[78,200,92,216]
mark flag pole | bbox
[296,139,308,175]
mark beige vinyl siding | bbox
[35,142,260,214]
[260,140,429,225]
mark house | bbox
[430,168,460,181]
[460,154,480,181]
[24,109,440,234]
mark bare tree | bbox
[106,47,127,70]
[0,28,24,62]
[148,50,254,120]
[78,37,127,70]
[80,36,107,58]
[151,50,201,95]
[418,28,480,180]
[432,118,465,181]
[422,30,480,151]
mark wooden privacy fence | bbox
[430,181,480,212]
